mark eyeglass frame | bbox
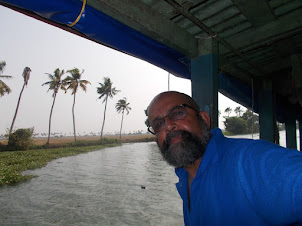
[147,103,200,135]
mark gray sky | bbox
[0,5,243,136]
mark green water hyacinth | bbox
[0,142,120,186]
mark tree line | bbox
[0,61,131,144]
[223,106,259,135]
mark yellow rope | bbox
[68,0,86,27]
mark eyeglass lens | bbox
[151,106,187,134]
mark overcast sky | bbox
[0,5,244,136]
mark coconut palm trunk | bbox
[46,92,57,144]
[72,92,77,141]
[9,83,26,134]
[100,96,108,139]
[119,109,125,140]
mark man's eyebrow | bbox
[152,104,183,123]
[150,106,174,124]
[163,105,179,118]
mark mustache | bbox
[163,130,193,149]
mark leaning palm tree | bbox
[9,67,31,134]
[234,106,243,117]
[64,68,90,141]
[0,61,6,72]
[115,97,131,139]
[42,68,66,144]
[0,61,12,97]
[97,77,120,139]
[224,107,232,118]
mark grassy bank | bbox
[0,143,120,186]
[0,134,155,146]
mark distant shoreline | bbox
[0,134,155,146]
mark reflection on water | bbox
[0,142,183,225]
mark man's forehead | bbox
[148,92,192,116]
[154,92,187,102]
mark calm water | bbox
[0,131,299,225]
[0,142,183,225]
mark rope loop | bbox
[68,0,86,27]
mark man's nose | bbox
[164,116,177,132]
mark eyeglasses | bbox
[148,104,199,135]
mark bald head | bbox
[147,91,199,117]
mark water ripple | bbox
[0,142,183,225]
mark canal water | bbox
[0,142,183,225]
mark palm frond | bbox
[64,68,90,95]
[22,67,31,85]
[42,68,66,95]
[97,77,119,102]
[0,61,12,97]
[115,97,131,115]
[0,80,12,97]
[0,75,12,79]
[0,61,6,74]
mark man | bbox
[147,91,302,225]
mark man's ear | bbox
[199,111,211,127]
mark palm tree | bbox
[42,68,66,144]
[97,77,120,139]
[224,107,232,118]
[64,68,90,141]
[234,106,243,117]
[0,61,6,72]
[0,61,12,97]
[9,67,31,134]
[115,97,131,139]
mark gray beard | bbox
[160,121,211,168]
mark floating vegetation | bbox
[0,142,120,186]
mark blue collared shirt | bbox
[175,128,302,225]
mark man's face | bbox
[148,92,211,168]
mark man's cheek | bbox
[155,137,159,146]
[155,136,164,148]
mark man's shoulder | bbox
[211,128,256,153]
[210,128,288,160]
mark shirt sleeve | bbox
[237,140,302,224]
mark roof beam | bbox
[164,0,266,76]
[88,0,198,57]
[221,8,302,54]
[231,0,276,27]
